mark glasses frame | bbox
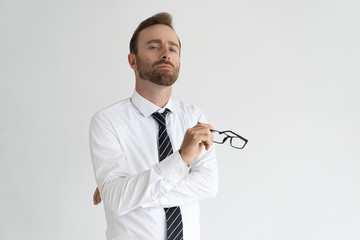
[211,129,248,149]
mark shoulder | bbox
[92,98,132,122]
[172,99,207,122]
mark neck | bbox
[135,79,172,108]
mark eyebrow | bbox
[146,39,179,49]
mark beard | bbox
[136,55,180,86]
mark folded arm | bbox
[90,113,218,211]
[90,114,189,215]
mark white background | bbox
[1,0,359,239]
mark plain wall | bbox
[1,0,359,239]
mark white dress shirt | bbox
[90,90,218,240]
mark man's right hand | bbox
[93,187,101,205]
[179,123,214,165]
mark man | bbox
[90,12,218,240]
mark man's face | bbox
[134,24,180,86]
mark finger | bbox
[93,188,100,205]
[196,126,214,139]
[202,140,212,150]
[196,122,214,130]
[195,131,213,150]
[203,142,211,150]
[93,189,97,205]
[193,132,212,145]
[96,193,101,205]
[203,133,213,150]
[191,126,214,136]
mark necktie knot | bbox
[152,108,170,126]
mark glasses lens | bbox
[212,131,225,144]
[230,137,246,149]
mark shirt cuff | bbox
[157,151,190,182]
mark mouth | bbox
[156,64,173,70]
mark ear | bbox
[128,53,137,71]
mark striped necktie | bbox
[152,109,184,240]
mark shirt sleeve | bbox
[141,109,219,208]
[89,113,190,216]
[142,147,218,208]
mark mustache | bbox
[152,60,175,68]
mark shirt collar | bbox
[131,90,174,118]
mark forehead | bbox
[137,24,179,46]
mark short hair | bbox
[129,12,181,55]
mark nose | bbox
[161,48,171,60]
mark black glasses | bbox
[211,129,248,149]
